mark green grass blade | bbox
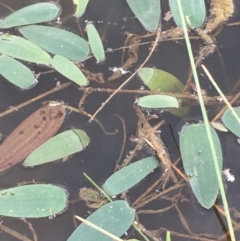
[176,0,235,239]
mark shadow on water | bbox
[0,0,240,240]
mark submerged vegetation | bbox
[0,0,240,240]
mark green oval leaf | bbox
[137,95,179,109]
[0,3,61,29]
[51,55,88,86]
[179,123,223,209]
[169,0,206,28]
[0,34,51,64]
[23,129,90,167]
[103,156,159,196]
[222,108,240,137]
[0,184,68,218]
[19,25,90,61]
[86,23,105,63]
[126,0,161,32]
[67,200,135,241]
[73,0,89,18]
[138,67,190,117]
[0,54,36,89]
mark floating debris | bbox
[0,102,65,172]
[205,0,234,33]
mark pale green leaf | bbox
[166,231,171,241]
[0,34,51,64]
[138,67,190,116]
[0,3,61,29]
[137,95,179,108]
[86,23,105,63]
[51,55,88,86]
[179,123,223,209]
[103,156,159,196]
[23,129,90,167]
[73,0,89,18]
[0,184,68,218]
[0,54,36,89]
[126,0,161,32]
[67,200,135,241]
[19,25,90,61]
[169,0,206,28]
[211,121,228,132]
[222,108,240,137]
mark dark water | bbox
[0,0,240,240]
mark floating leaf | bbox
[24,129,90,167]
[0,103,66,172]
[0,34,51,64]
[0,54,36,89]
[73,0,89,18]
[137,95,179,109]
[67,200,135,241]
[169,0,206,28]
[138,67,190,117]
[51,55,88,86]
[126,0,161,32]
[0,3,61,29]
[19,25,90,61]
[103,156,159,196]
[222,108,240,137]
[86,23,105,63]
[179,123,223,209]
[0,184,68,218]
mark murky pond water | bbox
[0,0,240,240]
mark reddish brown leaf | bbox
[0,102,66,172]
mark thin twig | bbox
[134,183,185,209]
[90,29,161,121]
[22,219,38,241]
[113,115,127,171]
[78,87,239,106]
[0,82,71,118]
[0,223,32,241]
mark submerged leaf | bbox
[169,0,206,28]
[126,0,161,32]
[67,200,135,241]
[51,55,88,86]
[73,0,89,18]
[0,34,51,64]
[137,95,179,109]
[0,54,36,89]
[0,184,68,218]
[0,103,66,172]
[86,23,105,63]
[19,25,90,61]
[138,67,190,116]
[103,156,159,196]
[23,129,90,167]
[221,108,240,137]
[179,123,222,209]
[0,3,61,29]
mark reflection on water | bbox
[0,0,240,240]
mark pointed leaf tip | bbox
[179,123,222,209]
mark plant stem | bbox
[176,0,235,240]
